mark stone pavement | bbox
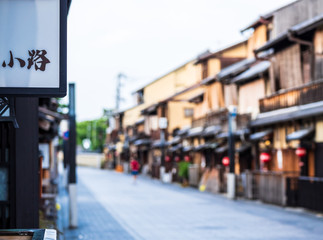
[58,167,323,240]
[57,172,134,240]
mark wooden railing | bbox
[192,117,207,128]
[259,80,323,113]
[192,109,250,130]
[192,109,228,128]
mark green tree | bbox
[76,117,108,152]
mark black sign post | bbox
[68,83,77,228]
[68,83,76,185]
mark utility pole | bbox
[159,105,168,181]
[227,105,237,200]
[115,73,126,112]
[68,83,77,228]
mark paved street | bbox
[60,167,323,240]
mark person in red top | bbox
[130,157,140,183]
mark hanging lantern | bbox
[165,155,171,162]
[295,147,306,157]
[222,156,230,167]
[260,152,271,163]
[175,156,180,162]
[184,155,190,162]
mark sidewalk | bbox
[57,173,134,240]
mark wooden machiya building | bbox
[106,110,151,173]
[38,98,66,219]
[138,41,252,187]
[251,14,323,176]
[245,14,323,211]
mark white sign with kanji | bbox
[0,0,66,96]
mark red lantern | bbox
[295,147,306,157]
[175,156,180,162]
[184,155,190,162]
[165,156,171,162]
[260,152,271,163]
[222,156,230,167]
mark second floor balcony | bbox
[259,80,323,113]
[192,109,250,130]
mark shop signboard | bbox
[0,0,67,97]
[159,117,168,129]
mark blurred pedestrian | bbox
[130,156,140,183]
[178,155,190,187]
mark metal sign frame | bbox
[0,0,67,97]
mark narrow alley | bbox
[60,167,323,240]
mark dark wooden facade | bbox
[259,79,323,113]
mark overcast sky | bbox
[67,0,295,121]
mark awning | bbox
[134,139,151,146]
[169,144,182,152]
[194,50,213,64]
[108,145,116,151]
[250,101,323,127]
[255,13,323,54]
[236,143,252,153]
[39,112,56,123]
[215,145,228,154]
[241,13,274,32]
[194,144,206,151]
[135,117,145,125]
[203,125,221,137]
[206,142,220,149]
[183,146,193,152]
[216,58,256,82]
[201,75,216,85]
[235,128,250,137]
[141,104,158,115]
[167,136,181,145]
[188,92,204,104]
[39,106,66,120]
[232,61,270,85]
[194,142,219,151]
[254,31,289,54]
[286,127,315,142]
[129,136,139,143]
[216,132,229,139]
[187,127,204,138]
[177,127,190,136]
[249,129,273,142]
[152,140,168,148]
[217,129,249,140]
[290,13,323,35]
